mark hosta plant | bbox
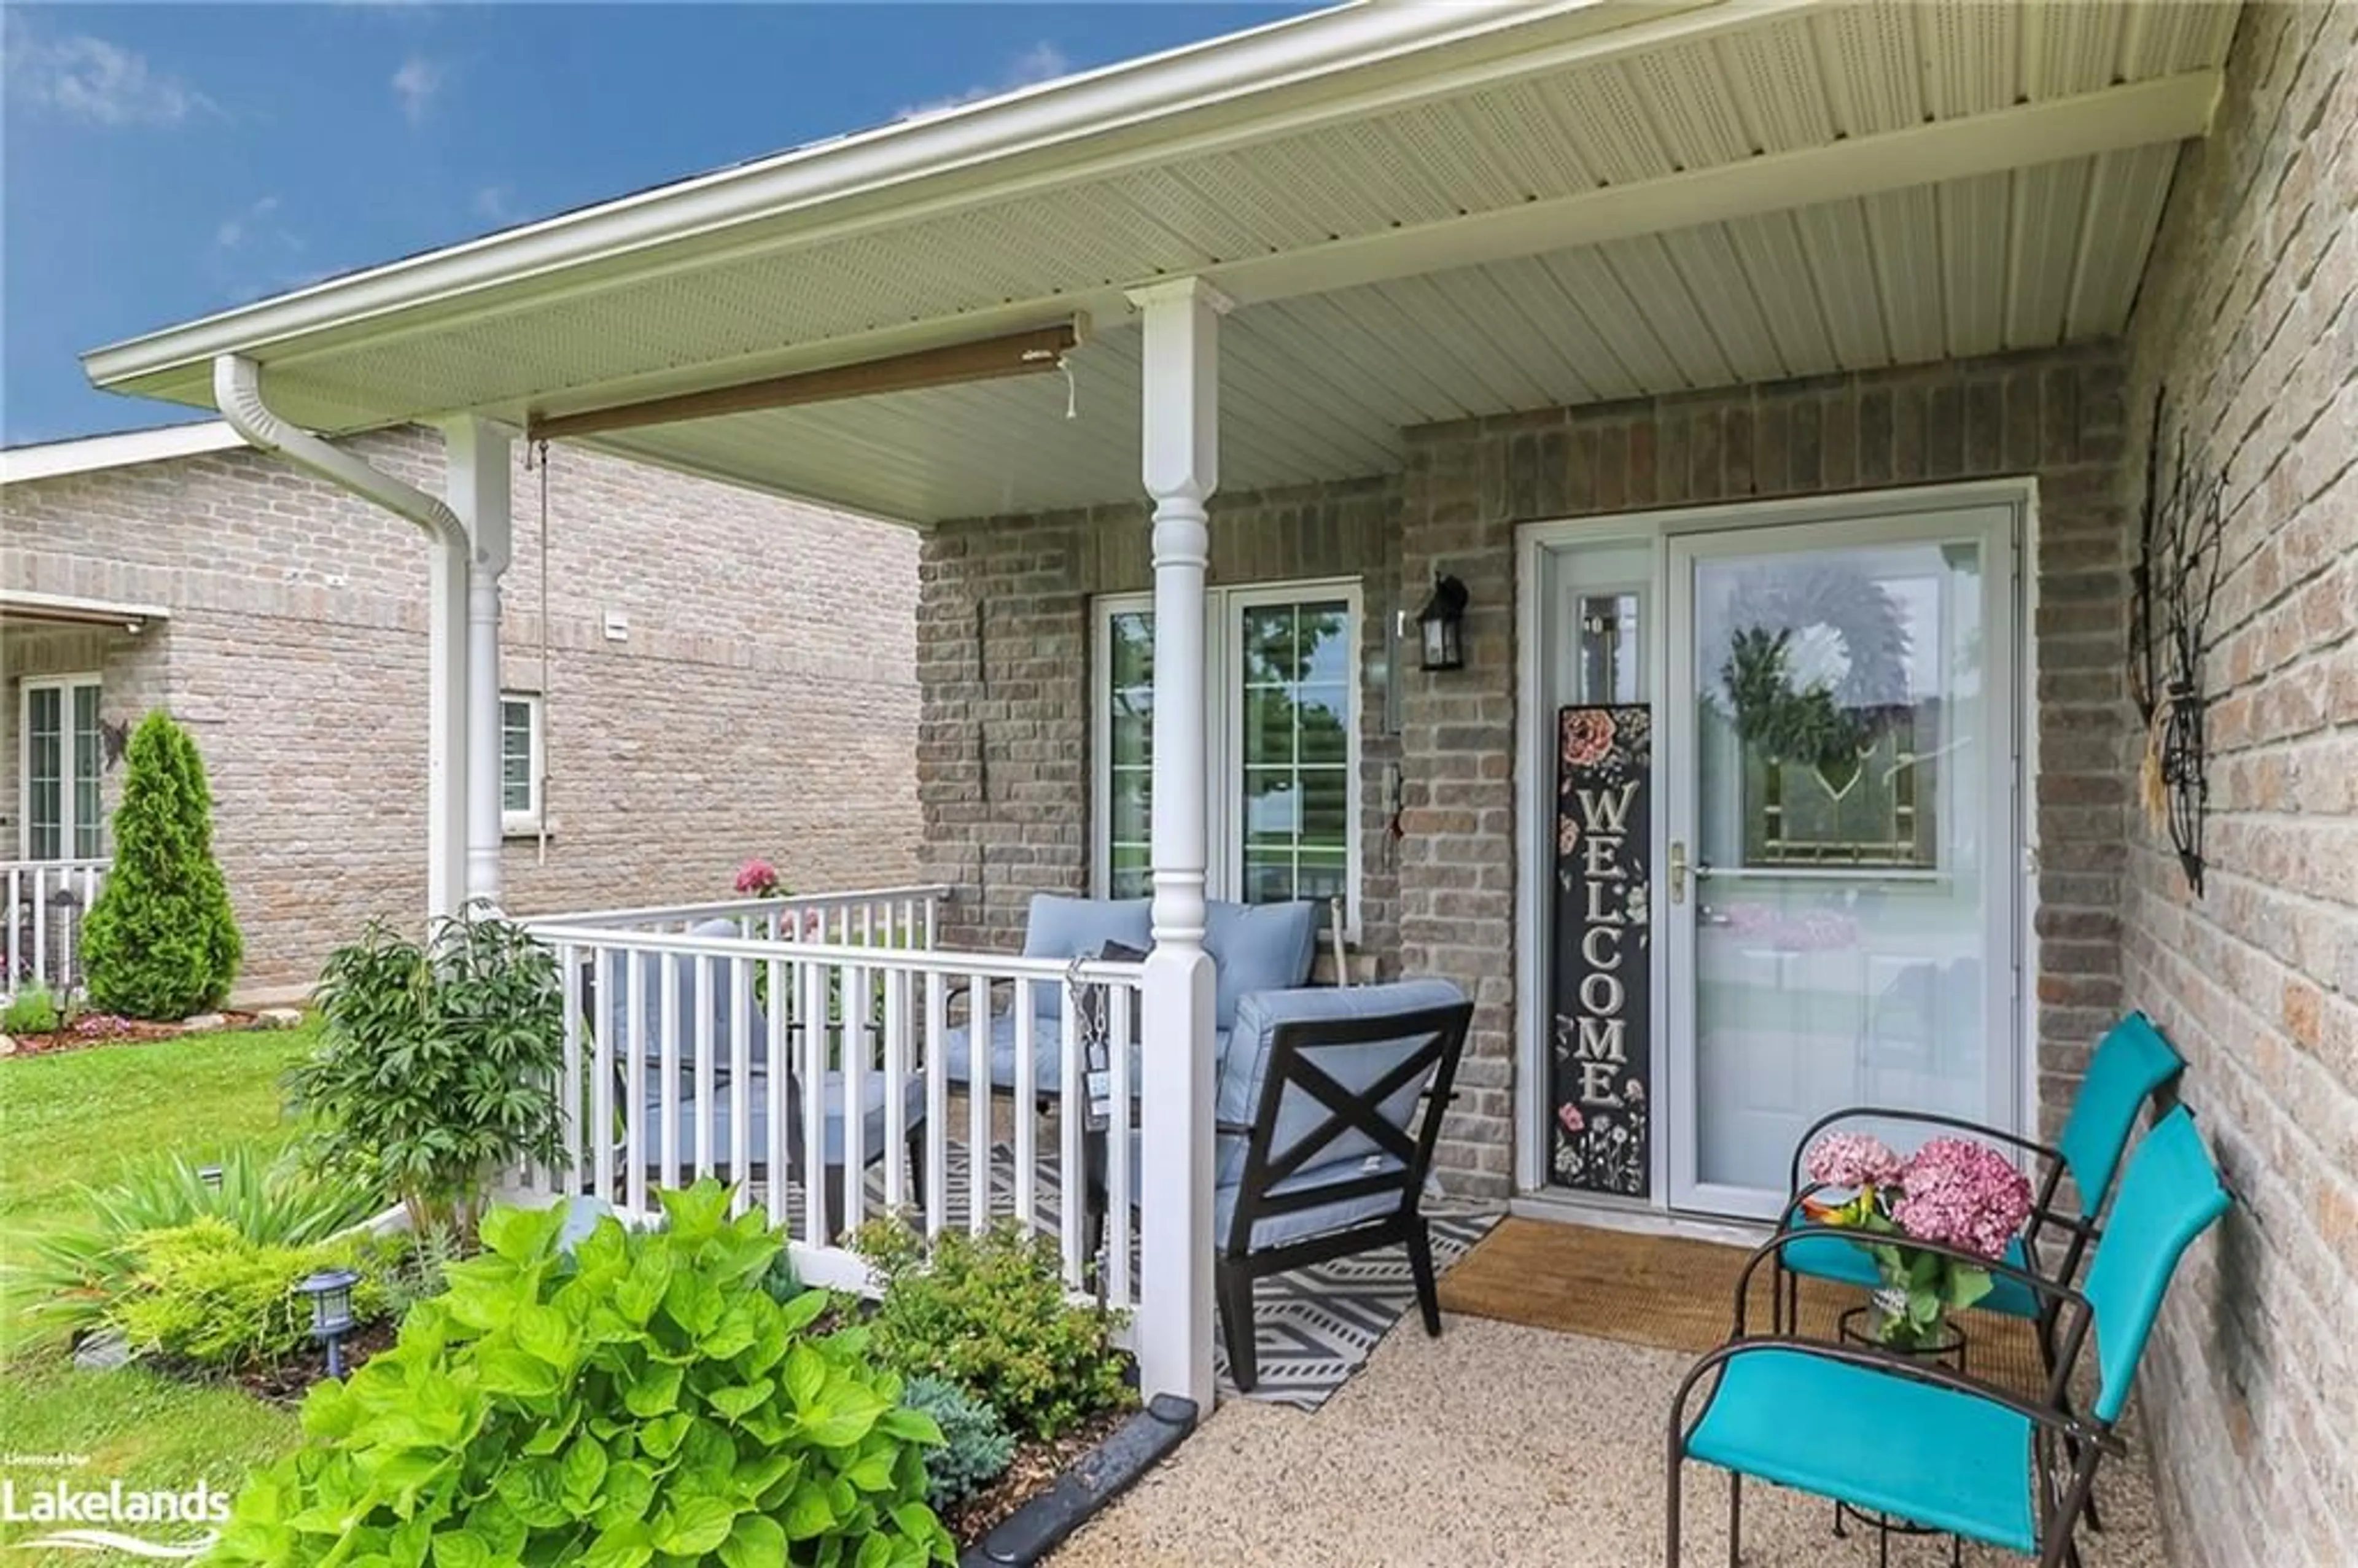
[208,1182,957,1568]
[295,903,566,1235]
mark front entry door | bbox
[1664,508,2018,1219]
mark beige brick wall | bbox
[916,343,2136,1201]
[2109,7,2358,1565]
[2,428,920,993]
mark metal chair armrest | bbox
[1786,1106,2066,1199]
[1669,1335,2120,1454]
[1733,1223,2095,1337]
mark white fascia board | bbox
[0,421,243,485]
[1,589,174,627]
[81,1,1777,400]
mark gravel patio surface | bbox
[1052,1314,2169,1567]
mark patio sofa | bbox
[940,892,1323,1095]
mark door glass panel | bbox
[1105,610,1154,898]
[1690,541,1990,1200]
[71,684,103,858]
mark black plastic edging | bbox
[960,1394,1200,1567]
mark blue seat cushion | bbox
[1019,895,1151,1020]
[1215,1155,1406,1252]
[939,1012,1211,1096]
[1780,1204,2042,1318]
[1685,1347,2037,1553]
[1202,899,1320,1031]
[651,1070,925,1170]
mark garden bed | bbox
[0,1008,267,1057]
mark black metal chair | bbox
[1205,979,1473,1391]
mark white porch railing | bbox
[4,859,109,1001]
[517,906,1143,1325]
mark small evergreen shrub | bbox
[208,1182,957,1568]
[856,1218,1130,1441]
[902,1376,1015,1512]
[4,1145,384,1346]
[295,903,566,1234]
[79,710,242,1020]
[107,1217,384,1368]
[365,1221,468,1323]
[1,981,61,1034]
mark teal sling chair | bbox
[1771,1011,2185,1373]
[1667,1106,2230,1568]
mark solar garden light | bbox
[197,1164,224,1190]
[297,1268,362,1377]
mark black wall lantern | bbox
[1416,573,1469,672]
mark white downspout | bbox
[213,353,474,923]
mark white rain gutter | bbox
[212,353,481,920]
[85,0,1759,397]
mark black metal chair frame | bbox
[1213,998,1473,1392]
[1670,1224,2121,1568]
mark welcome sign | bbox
[1550,705,1653,1198]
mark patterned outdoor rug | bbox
[787,1146,1498,1413]
[1215,1210,1498,1411]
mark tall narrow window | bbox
[19,675,103,861]
[501,693,543,834]
[1093,581,1361,933]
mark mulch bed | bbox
[940,1406,1132,1547]
[228,1321,402,1407]
[1,1011,260,1058]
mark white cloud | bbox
[472,184,519,224]
[214,195,287,252]
[2,19,217,127]
[898,41,1072,120]
[391,55,444,124]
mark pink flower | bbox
[1891,1138,2034,1260]
[1557,1104,1585,1134]
[1806,1131,1903,1190]
[1562,709,1617,768]
[734,858,782,897]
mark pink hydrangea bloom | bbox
[1892,1138,2034,1260]
[1805,1131,1903,1190]
[734,858,782,897]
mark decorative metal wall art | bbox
[2129,391,2227,896]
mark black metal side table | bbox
[1832,1305,1966,1568]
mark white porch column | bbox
[443,418,513,910]
[1129,276,1228,1410]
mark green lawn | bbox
[0,1022,319,1234]
[1,1023,321,1563]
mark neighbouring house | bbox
[68,2,2355,1562]
[1,423,921,994]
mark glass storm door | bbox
[21,677,104,861]
[1664,510,2018,1218]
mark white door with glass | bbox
[20,675,106,861]
[1663,509,2018,1219]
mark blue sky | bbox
[1,2,1315,445]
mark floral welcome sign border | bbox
[1551,705,1653,1198]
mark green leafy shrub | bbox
[2,981,62,1034]
[902,1376,1015,1512]
[209,1182,956,1568]
[856,1218,1130,1441]
[295,903,565,1233]
[4,1145,385,1346]
[79,710,243,1020]
[108,1216,385,1368]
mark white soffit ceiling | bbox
[91,0,2241,522]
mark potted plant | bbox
[293,903,566,1236]
[1801,1132,2034,1349]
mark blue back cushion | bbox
[2079,1107,2228,1422]
[1021,895,1152,1020]
[1204,900,1320,1030]
[605,920,764,1101]
[1216,979,1469,1181]
[2057,1011,2184,1217]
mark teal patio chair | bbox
[1773,1011,2185,1365]
[1667,1106,2228,1568]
